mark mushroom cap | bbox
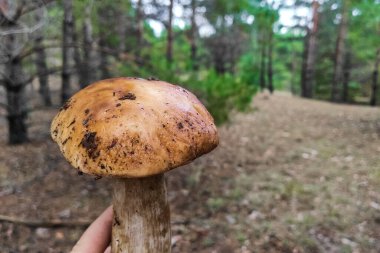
[51,77,219,178]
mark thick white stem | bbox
[112,174,171,253]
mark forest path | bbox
[169,92,380,252]
[0,92,379,252]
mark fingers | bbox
[71,206,113,253]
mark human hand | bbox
[71,206,113,253]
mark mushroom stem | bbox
[112,174,171,253]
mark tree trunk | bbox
[81,4,96,87]
[98,39,110,79]
[73,30,83,86]
[190,0,198,70]
[342,51,351,103]
[259,31,266,91]
[116,9,126,55]
[98,9,110,79]
[267,28,274,94]
[34,13,51,106]
[135,0,144,60]
[61,0,74,103]
[332,0,349,102]
[301,0,319,98]
[370,48,380,106]
[290,47,297,95]
[112,174,171,253]
[4,34,28,144]
[166,0,174,65]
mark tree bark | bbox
[332,0,349,102]
[166,0,174,65]
[370,48,380,106]
[73,30,83,85]
[112,174,171,253]
[61,0,74,103]
[34,12,51,106]
[98,8,110,79]
[190,0,198,70]
[259,31,266,91]
[301,0,319,98]
[116,8,127,55]
[136,0,144,60]
[4,34,28,144]
[81,3,96,87]
[342,51,351,103]
[98,39,110,79]
[267,28,274,94]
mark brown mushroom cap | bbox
[51,77,219,178]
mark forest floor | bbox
[0,92,379,253]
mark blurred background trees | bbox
[0,0,379,144]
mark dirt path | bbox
[1,93,379,252]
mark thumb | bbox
[71,206,113,253]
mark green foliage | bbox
[184,71,257,124]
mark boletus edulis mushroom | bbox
[51,77,219,252]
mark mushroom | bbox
[51,77,219,252]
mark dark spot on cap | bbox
[107,139,118,150]
[68,119,76,127]
[60,99,71,111]
[81,132,100,159]
[119,93,136,100]
[116,103,121,107]
[100,164,106,170]
[62,137,70,145]
[84,109,90,114]
[83,118,89,127]
[177,122,184,129]
[147,76,159,81]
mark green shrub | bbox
[119,63,257,124]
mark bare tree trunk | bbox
[370,48,380,106]
[166,0,174,65]
[98,39,110,79]
[135,0,144,60]
[34,12,51,106]
[290,47,297,95]
[73,30,84,85]
[81,4,96,87]
[332,0,349,102]
[267,28,274,94]
[259,31,266,91]
[301,0,319,98]
[342,51,351,103]
[190,0,198,70]
[98,10,110,79]
[300,28,309,98]
[116,9,126,55]
[61,0,74,103]
[4,35,28,144]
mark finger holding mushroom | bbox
[51,77,219,253]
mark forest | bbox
[0,0,380,252]
[0,0,379,144]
